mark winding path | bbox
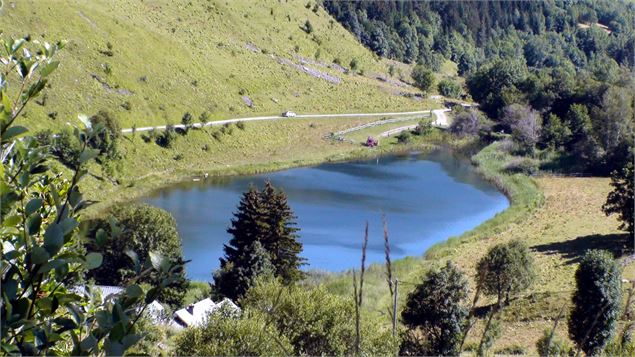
[378,108,451,138]
[120,110,439,134]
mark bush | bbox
[303,20,313,34]
[88,110,121,160]
[396,130,412,144]
[411,64,434,92]
[156,125,177,148]
[181,112,193,133]
[242,279,397,356]
[476,240,535,305]
[236,121,246,130]
[174,309,292,356]
[437,79,462,98]
[51,129,81,168]
[450,110,482,137]
[85,203,188,308]
[568,250,622,356]
[349,58,359,71]
[414,118,433,136]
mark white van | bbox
[282,111,297,117]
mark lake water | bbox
[144,149,509,281]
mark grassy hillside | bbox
[1,0,433,130]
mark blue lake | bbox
[144,149,509,281]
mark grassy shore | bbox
[316,140,630,354]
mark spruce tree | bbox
[214,241,274,300]
[261,181,306,283]
[215,182,305,299]
[221,186,267,266]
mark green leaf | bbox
[79,334,97,352]
[11,38,26,53]
[109,322,125,342]
[149,251,165,271]
[31,246,49,265]
[122,334,142,350]
[1,90,11,114]
[25,198,42,215]
[40,61,59,77]
[104,340,124,356]
[84,252,103,270]
[58,218,79,236]
[125,284,143,299]
[43,224,63,255]
[78,114,91,129]
[37,259,64,274]
[2,125,28,141]
[95,228,107,247]
[3,278,17,300]
[26,213,42,236]
[78,148,99,164]
[2,214,20,227]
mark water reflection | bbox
[144,149,509,281]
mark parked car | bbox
[282,111,297,117]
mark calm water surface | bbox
[144,149,509,281]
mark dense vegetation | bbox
[85,204,189,308]
[1,36,182,356]
[327,0,635,176]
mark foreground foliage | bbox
[0,35,181,355]
[86,203,189,308]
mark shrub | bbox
[242,279,397,356]
[236,121,246,130]
[51,129,81,168]
[437,79,462,98]
[34,129,53,146]
[568,250,622,356]
[88,110,121,160]
[396,130,412,144]
[303,20,313,34]
[121,101,132,110]
[400,261,469,356]
[414,118,433,136]
[476,240,535,305]
[156,125,177,148]
[174,309,292,356]
[411,64,434,92]
[85,203,189,308]
[450,110,481,137]
[181,112,193,133]
[349,58,359,71]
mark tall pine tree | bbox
[261,181,305,283]
[215,181,305,299]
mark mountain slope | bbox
[2,0,430,130]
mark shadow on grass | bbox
[531,233,632,265]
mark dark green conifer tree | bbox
[215,182,305,299]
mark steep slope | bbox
[1,0,428,130]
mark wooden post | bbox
[392,279,399,337]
